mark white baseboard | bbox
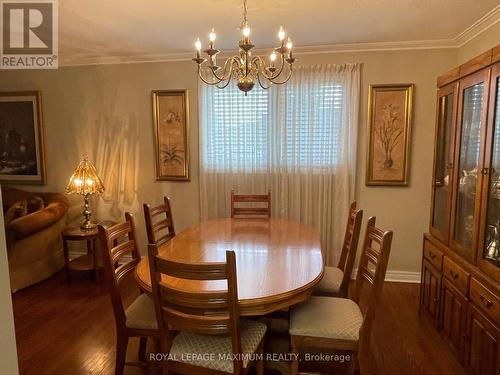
[384,270,421,283]
[352,268,421,283]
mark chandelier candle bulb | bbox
[209,29,216,49]
[278,26,285,41]
[192,0,295,93]
[270,51,276,67]
[242,25,251,38]
[195,38,202,58]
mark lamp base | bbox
[80,221,97,231]
[81,193,96,231]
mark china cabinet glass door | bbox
[430,84,457,243]
[479,63,500,277]
[450,70,489,262]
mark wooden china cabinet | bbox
[421,44,500,374]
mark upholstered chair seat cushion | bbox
[315,266,344,294]
[125,293,158,330]
[169,319,267,373]
[289,296,363,342]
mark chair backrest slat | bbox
[153,218,172,232]
[351,216,393,356]
[148,245,243,366]
[155,256,228,280]
[231,189,271,218]
[98,213,142,330]
[111,240,137,264]
[143,197,176,246]
[336,202,363,297]
[159,283,229,310]
[162,306,231,335]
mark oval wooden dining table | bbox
[135,217,324,316]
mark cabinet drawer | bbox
[469,278,500,323]
[443,257,470,295]
[424,241,443,270]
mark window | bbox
[200,81,345,172]
[199,63,361,257]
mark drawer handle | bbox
[479,295,493,308]
[449,270,459,280]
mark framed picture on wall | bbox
[366,84,414,186]
[152,90,190,181]
[0,91,46,184]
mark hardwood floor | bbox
[12,271,465,375]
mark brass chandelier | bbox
[192,0,295,95]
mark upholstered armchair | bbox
[2,186,69,292]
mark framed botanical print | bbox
[366,84,414,186]
[152,90,190,181]
[0,91,46,184]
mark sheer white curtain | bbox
[199,63,360,265]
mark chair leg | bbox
[115,335,128,375]
[349,351,360,375]
[138,337,148,362]
[290,338,299,375]
[255,340,264,375]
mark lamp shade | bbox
[65,158,105,196]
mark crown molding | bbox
[59,39,458,67]
[59,6,500,68]
[455,4,500,47]
[60,51,195,67]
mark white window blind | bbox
[201,79,345,171]
[205,84,269,170]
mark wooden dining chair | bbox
[314,202,363,297]
[231,189,271,218]
[147,245,266,375]
[143,196,176,246]
[98,213,159,375]
[289,217,393,374]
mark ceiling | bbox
[58,0,500,66]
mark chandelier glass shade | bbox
[192,0,295,94]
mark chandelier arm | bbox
[198,66,224,86]
[267,66,293,85]
[256,70,272,90]
[251,56,271,80]
[216,74,234,89]
[253,58,293,87]
[216,59,239,89]
[269,54,286,80]
[251,58,273,90]
[251,54,286,81]
[210,55,239,82]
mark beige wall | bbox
[0,195,19,374]
[457,21,500,64]
[0,48,457,275]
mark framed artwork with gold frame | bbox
[366,84,414,186]
[0,91,46,184]
[152,90,190,181]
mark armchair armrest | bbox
[7,200,68,240]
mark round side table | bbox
[62,221,115,282]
